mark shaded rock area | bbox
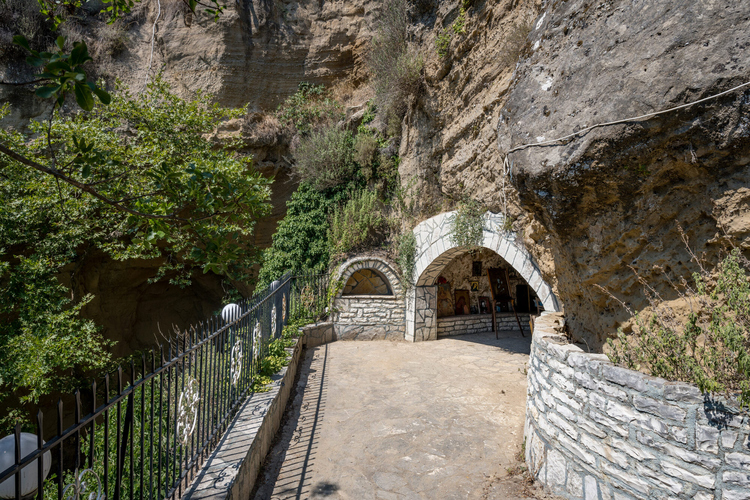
[498,0,750,346]
[400,0,750,347]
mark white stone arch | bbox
[405,211,560,342]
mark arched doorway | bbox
[406,211,560,342]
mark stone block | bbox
[696,424,720,454]
[589,409,629,437]
[610,436,656,461]
[601,364,647,392]
[577,415,607,439]
[583,475,598,500]
[551,386,582,411]
[722,430,738,449]
[601,462,650,494]
[694,493,713,500]
[633,395,687,422]
[551,372,575,392]
[557,403,578,423]
[671,426,688,444]
[597,381,629,401]
[723,489,750,500]
[635,431,721,470]
[663,382,703,403]
[580,433,628,468]
[606,400,638,423]
[725,452,750,471]
[634,462,683,495]
[549,411,579,440]
[567,469,583,497]
[723,470,750,487]
[661,460,715,489]
[556,432,597,466]
[632,413,669,438]
[546,449,566,487]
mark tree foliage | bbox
[0,80,271,425]
[256,183,349,288]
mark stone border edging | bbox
[183,337,304,500]
[525,313,750,500]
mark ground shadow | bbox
[251,344,334,500]
[442,330,532,355]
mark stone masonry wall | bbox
[333,296,405,340]
[525,313,750,500]
[333,257,406,341]
[436,313,532,337]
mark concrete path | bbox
[253,331,532,500]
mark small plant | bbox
[604,239,750,409]
[448,198,485,249]
[276,82,342,135]
[368,0,424,121]
[354,132,379,175]
[452,4,467,34]
[394,229,416,292]
[436,29,451,57]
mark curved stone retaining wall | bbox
[525,313,750,500]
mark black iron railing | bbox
[0,272,329,500]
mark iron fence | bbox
[0,272,329,500]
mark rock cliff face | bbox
[4,0,750,350]
[400,0,750,347]
[497,0,750,346]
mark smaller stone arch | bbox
[332,257,405,340]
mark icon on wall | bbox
[454,289,470,315]
[469,280,479,292]
[472,261,482,277]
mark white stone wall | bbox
[436,313,532,337]
[525,313,750,500]
[332,257,406,341]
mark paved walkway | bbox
[253,331,532,500]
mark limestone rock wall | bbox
[525,313,750,500]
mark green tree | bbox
[0,79,271,430]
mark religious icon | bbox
[469,280,479,292]
[454,289,470,315]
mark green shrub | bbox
[606,248,750,409]
[354,132,378,175]
[435,30,451,58]
[368,0,423,120]
[448,198,485,248]
[276,82,343,135]
[328,189,388,258]
[293,125,357,190]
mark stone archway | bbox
[406,211,560,342]
[332,256,405,340]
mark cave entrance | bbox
[405,211,560,342]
